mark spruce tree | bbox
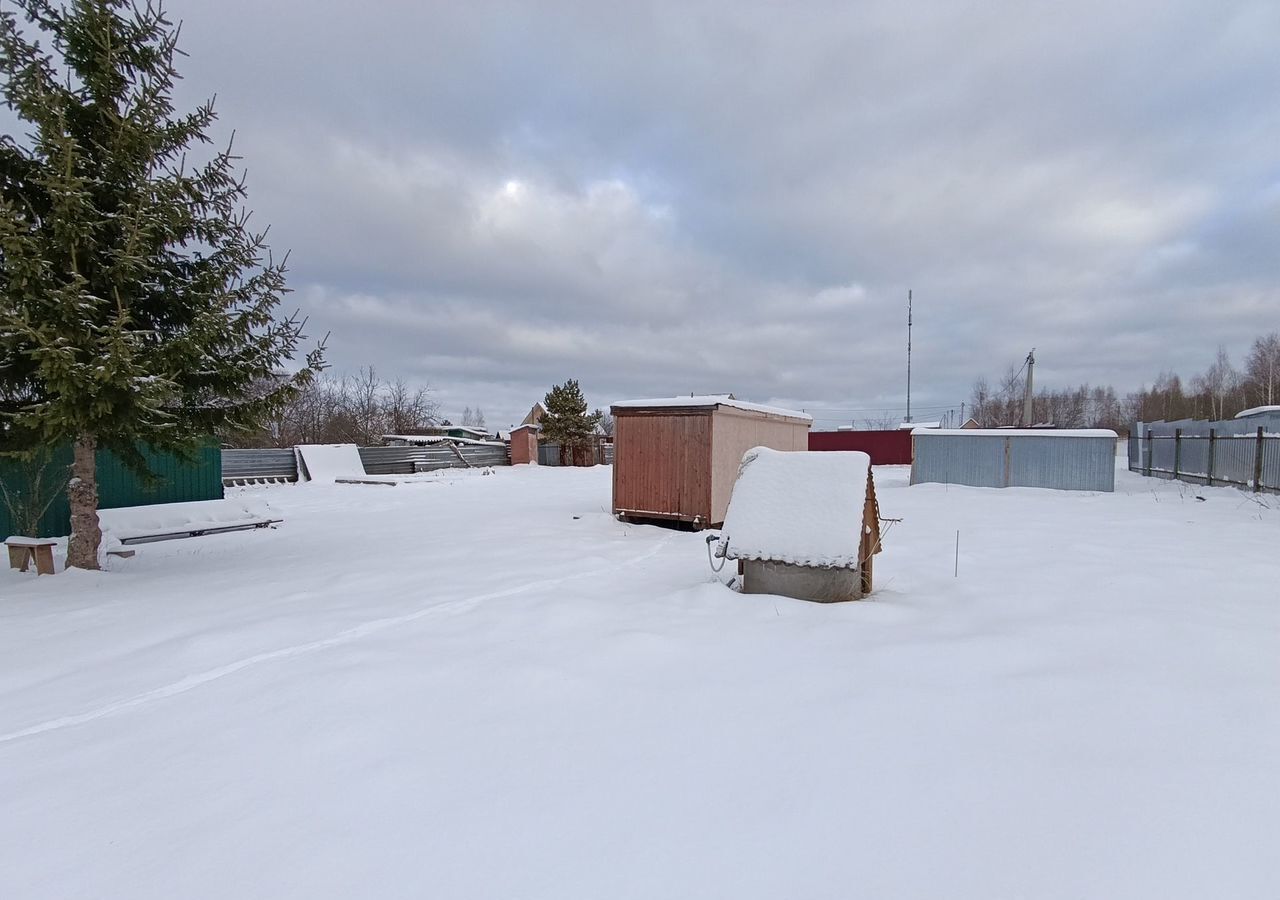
[0,0,324,569]
[540,379,600,465]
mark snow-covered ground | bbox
[1,464,1277,899]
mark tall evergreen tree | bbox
[540,379,600,465]
[0,0,323,569]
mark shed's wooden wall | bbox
[612,412,713,522]
[709,410,810,525]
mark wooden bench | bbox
[5,536,58,575]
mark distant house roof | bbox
[521,403,546,426]
[1235,405,1280,419]
[612,395,812,422]
[960,417,981,429]
[718,447,872,568]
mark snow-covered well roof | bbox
[913,428,1118,438]
[718,448,871,568]
[612,395,811,422]
[1235,406,1280,419]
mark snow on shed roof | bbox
[913,428,1118,438]
[612,395,812,421]
[1235,406,1280,419]
[718,447,871,569]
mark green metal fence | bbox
[0,443,223,539]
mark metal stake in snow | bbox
[954,530,960,577]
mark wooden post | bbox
[1144,430,1153,477]
[1254,426,1265,492]
[1206,429,1216,487]
[1173,428,1182,480]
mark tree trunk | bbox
[66,434,102,570]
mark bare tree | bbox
[1244,333,1280,408]
[1193,347,1240,421]
[385,379,438,435]
[595,409,614,437]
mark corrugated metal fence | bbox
[1,443,223,539]
[221,444,513,483]
[221,448,298,483]
[536,442,613,466]
[360,444,509,474]
[1128,428,1279,493]
[911,432,1117,491]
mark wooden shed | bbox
[715,448,882,602]
[610,396,811,528]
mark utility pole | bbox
[905,289,913,423]
[960,400,966,425]
[1021,349,1036,426]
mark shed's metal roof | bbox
[611,395,811,422]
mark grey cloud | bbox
[157,0,1280,426]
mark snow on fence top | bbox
[913,428,1118,438]
[612,395,812,421]
[718,447,871,569]
[1235,406,1280,419]
[381,434,505,447]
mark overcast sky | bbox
[162,0,1278,428]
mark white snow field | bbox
[1,464,1277,899]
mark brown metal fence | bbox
[1128,427,1280,493]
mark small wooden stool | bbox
[5,537,58,575]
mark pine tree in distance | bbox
[540,379,601,465]
[0,0,325,569]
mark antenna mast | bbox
[1021,348,1036,426]
[905,289,913,423]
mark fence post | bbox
[1254,426,1265,492]
[1172,428,1182,480]
[1144,430,1153,477]
[1206,429,1215,487]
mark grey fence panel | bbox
[1214,437,1254,486]
[1128,431,1279,492]
[1150,435,1176,474]
[1178,437,1210,477]
[415,446,509,471]
[361,444,511,474]
[912,433,1115,491]
[221,448,298,482]
[1138,412,1280,439]
[1266,438,1280,489]
[1008,436,1116,492]
[538,443,562,466]
[911,434,1007,488]
[222,444,510,480]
